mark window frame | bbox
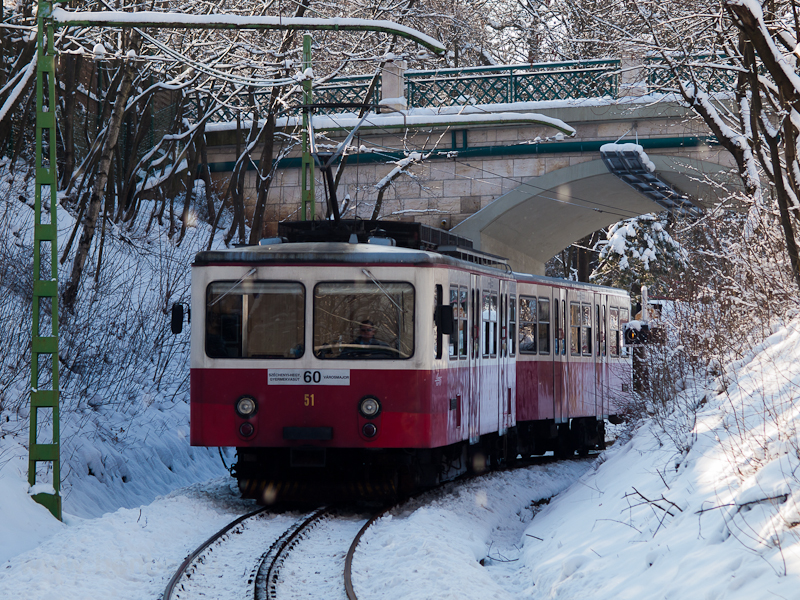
[312,280,416,360]
[581,302,593,356]
[509,294,517,357]
[519,295,538,355]
[569,301,581,356]
[609,307,620,357]
[204,280,306,360]
[537,296,551,355]
[482,290,498,358]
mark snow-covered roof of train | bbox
[194,241,628,296]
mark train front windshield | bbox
[205,281,305,359]
[313,281,415,359]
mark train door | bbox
[595,293,607,418]
[508,281,517,428]
[498,279,512,434]
[553,287,568,424]
[468,273,481,444]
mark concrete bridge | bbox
[203,59,737,274]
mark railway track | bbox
[163,454,600,600]
[162,504,382,600]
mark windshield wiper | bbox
[209,268,257,306]
[361,268,402,310]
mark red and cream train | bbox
[183,222,632,500]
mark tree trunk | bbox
[58,54,80,188]
[248,112,277,245]
[62,52,138,312]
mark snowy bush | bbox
[0,158,230,516]
[591,212,688,301]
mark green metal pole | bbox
[30,0,61,520]
[300,34,314,221]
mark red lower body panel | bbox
[191,368,448,449]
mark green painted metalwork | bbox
[202,135,720,174]
[51,11,446,55]
[407,60,620,106]
[31,0,63,521]
[645,55,736,94]
[314,75,380,112]
[301,35,315,221]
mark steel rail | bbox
[344,505,396,600]
[255,507,331,600]
[341,452,603,600]
[162,505,269,600]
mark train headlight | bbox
[358,396,381,419]
[236,395,258,418]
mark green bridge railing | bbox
[199,59,622,123]
[313,59,621,110]
[192,56,735,124]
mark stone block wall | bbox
[204,100,733,239]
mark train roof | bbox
[193,241,628,297]
[513,270,630,296]
[193,241,507,273]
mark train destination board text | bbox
[268,369,351,386]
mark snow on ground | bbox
[0,162,232,558]
[0,478,258,599]
[1,156,800,598]
[519,318,800,600]
[3,319,800,598]
[0,458,590,599]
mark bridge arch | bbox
[452,155,738,275]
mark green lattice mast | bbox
[29,0,62,520]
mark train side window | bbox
[491,293,498,357]
[449,286,459,359]
[553,300,559,355]
[561,299,567,355]
[459,287,468,359]
[509,295,517,356]
[538,297,550,354]
[602,305,607,357]
[569,302,581,356]
[500,293,506,357]
[519,296,537,354]
[482,291,498,357]
[472,289,478,359]
[434,284,443,360]
[206,281,305,359]
[596,304,601,357]
[582,303,592,356]
[609,308,620,356]
[619,307,630,357]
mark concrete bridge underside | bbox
[454,155,736,275]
